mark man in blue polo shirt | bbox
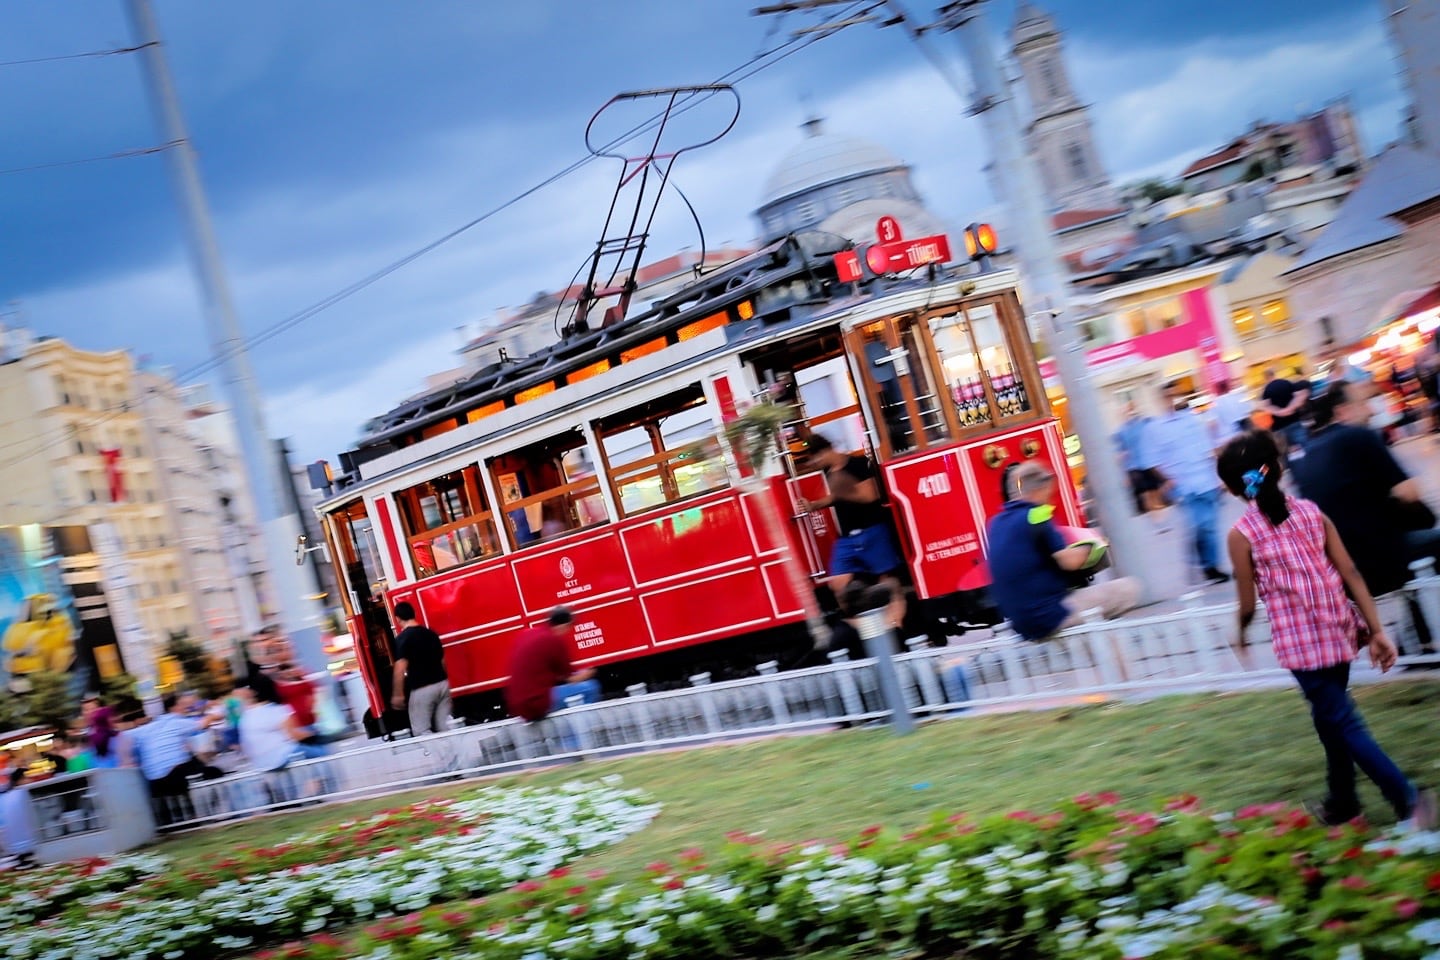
[986,462,1142,640]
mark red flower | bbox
[1396,899,1421,919]
[664,878,685,890]
[1164,794,1200,812]
[1095,792,1122,806]
[1301,867,1322,884]
[1426,872,1440,892]
[860,825,883,838]
[549,867,571,879]
[645,861,671,874]
[679,847,705,863]
[567,885,587,897]
[1339,875,1368,890]
[586,868,609,880]
[441,912,470,925]
[513,880,544,893]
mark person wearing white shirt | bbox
[1210,380,1253,442]
[1,768,36,866]
[1150,383,1230,585]
[239,674,336,800]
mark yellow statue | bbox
[3,594,77,693]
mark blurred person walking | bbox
[133,692,216,825]
[1259,368,1311,455]
[1210,379,1253,443]
[1219,431,1435,830]
[390,601,452,735]
[1150,383,1229,584]
[1112,402,1163,514]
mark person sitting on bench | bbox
[986,462,1142,641]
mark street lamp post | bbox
[933,0,1160,600]
[750,0,1164,599]
[125,0,329,667]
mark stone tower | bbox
[1011,3,1119,212]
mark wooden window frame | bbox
[393,464,499,578]
[593,389,728,519]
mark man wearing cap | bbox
[986,461,1142,641]
[796,434,906,627]
[505,607,600,722]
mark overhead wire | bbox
[0,42,154,69]
[0,140,178,177]
[0,1,876,473]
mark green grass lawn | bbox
[160,678,1440,883]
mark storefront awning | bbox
[1399,282,1440,321]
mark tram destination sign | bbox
[863,234,952,276]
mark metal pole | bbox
[937,0,1162,601]
[852,608,915,735]
[124,0,327,669]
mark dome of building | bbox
[760,117,906,207]
[755,118,935,243]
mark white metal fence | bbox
[170,574,1440,831]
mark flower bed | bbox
[0,780,657,960]
[6,785,1438,960]
[258,797,1439,960]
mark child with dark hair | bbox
[1217,430,1435,830]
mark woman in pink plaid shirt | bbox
[1218,430,1435,831]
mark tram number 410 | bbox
[916,473,952,498]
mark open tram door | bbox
[323,499,401,737]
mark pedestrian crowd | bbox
[0,624,351,858]
[984,341,1439,833]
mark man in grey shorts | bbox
[390,601,452,735]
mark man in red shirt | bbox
[504,607,599,721]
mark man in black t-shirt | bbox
[798,435,905,627]
[390,601,452,735]
[1260,368,1310,452]
[1291,382,1422,597]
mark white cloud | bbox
[1074,20,1402,182]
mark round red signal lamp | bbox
[864,244,890,275]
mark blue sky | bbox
[0,0,1405,465]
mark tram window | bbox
[796,358,865,455]
[929,301,1032,430]
[596,385,729,516]
[899,318,951,445]
[488,432,605,548]
[394,464,500,578]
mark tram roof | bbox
[319,240,1018,502]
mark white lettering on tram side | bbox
[916,472,952,497]
[905,242,942,266]
[557,580,592,599]
[574,620,604,649]
[922,533,979,563]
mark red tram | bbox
[312,233,1083,732]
